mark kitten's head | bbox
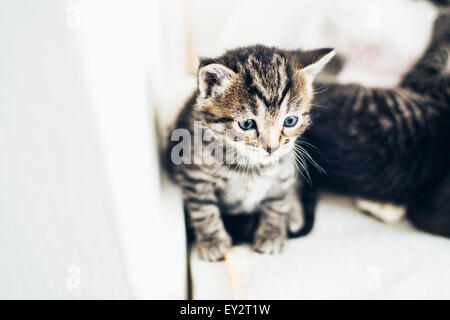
[195,45,334,165]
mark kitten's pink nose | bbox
[259,130,280,154]
[264,144,279,154]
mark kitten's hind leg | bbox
[400,11,450,90]
[355,199,406,224]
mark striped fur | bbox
[167,45,334,261]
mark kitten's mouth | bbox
[260,151,283,163]
[237,144,285,164]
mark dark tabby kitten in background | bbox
[167,45,334,261]
[301,11,450,236]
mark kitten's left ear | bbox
[198,63,236,98]
[294,48,336,81]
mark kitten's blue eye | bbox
[284,116,298,127]
[238,119,257,131]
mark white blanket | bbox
[191,194,450,299]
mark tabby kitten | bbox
[167,45,334,261]
[299,12,450,236]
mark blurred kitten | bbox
[301,12,450,236]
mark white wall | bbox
[0,0,132,298]
[0,0,186,299]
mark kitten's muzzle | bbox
[264,145,279,154]
[258,130,281,154]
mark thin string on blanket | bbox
[224,248,248,300]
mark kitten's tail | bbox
[400,10,450,92]
[288,182,317,238]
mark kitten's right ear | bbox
[291,48,336,81]
[198,63,235,98]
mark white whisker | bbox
[293,144,326,174]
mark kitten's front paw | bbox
[253,231,286,254]
[196,233,232,262]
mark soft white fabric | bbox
[191,194,450,300]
